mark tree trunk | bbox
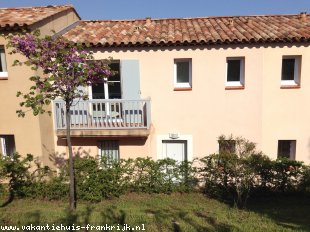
[65,103,76,211]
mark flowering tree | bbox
[7,31,112,210]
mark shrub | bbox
[0,144,308,204]
[1,153,33,200]
[300,165,310,192]
[201,135,268,208]
[270,158,304,192]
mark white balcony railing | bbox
[54,99,151,130]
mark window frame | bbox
[218,139,236,154]
[0,46,8,79]
[89,60,121,100]
[174,58,192,89]
[226,57,245,87]
[98,140,120,165]
[281,56,301,86]
[0,135,16,157]
[277,140,296,160]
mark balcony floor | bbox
[56,128,150,138]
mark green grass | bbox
[0,193,309,231]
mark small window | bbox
[281,56,301,86]
[226,57,245,87]
[0,135,16,156]
[0,46,8,78]
[174,59,192,88]
[99,140,119,164]
[219,140,236,154]
[277,140,296,160]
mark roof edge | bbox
[79,12,309,22]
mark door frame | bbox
[157,134,193,161]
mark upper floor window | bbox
[174,59,192,89]
[281,56,301,86]
[0,46,8,79]
[226,57,245,87]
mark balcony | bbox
[54,99,151,137]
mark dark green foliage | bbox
[0,153,33,200]
[299,166,310,192]
[200,135,308,208]
[0,141,309,206]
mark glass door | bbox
[91,62,122,122]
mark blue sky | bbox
[0,0,309,20]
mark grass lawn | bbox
[0,193,309,232]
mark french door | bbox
[90,62,122,121]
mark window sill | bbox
[0,77,8,80]
[174,87,192,91]
[225,86,245,90]
[280,85,300,89]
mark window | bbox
[0,135,15,156]
[218,140,236,154]
[281,56,301,86]
[277,140,296,160]
[174,59,192,89]
[0,46,8,78]
[98,140,119,164]
[91,62,121,99]
[226,57,245,87]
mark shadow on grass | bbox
[247,192,310,231]
[19,205,127,231]
[145,207,236,232]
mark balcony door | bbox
[89,62,122,122]
[68,60,141,127]
[90,62,121,100]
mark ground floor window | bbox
[98,140,119,164]
[0,135,15,156]
[277,140,296,160]
[162,140,188,162]
[218,139,236,154]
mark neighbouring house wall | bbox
[30,9,80,36]
[0,36,44,159]
[54,43,310,163]
[0,9,79,166]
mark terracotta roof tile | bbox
[63,13,310,47]
[0,5,79,30]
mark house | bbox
[1,5,310,164]
[0,5,80,165]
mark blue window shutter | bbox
[121,60,141,99]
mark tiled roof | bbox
[0,5,79,30]
[63,13,310,47]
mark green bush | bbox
[300,166,310,192]
[1,153,33,199]
[0,141,308,205]
[200,135,265,208]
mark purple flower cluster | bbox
[11,34,37,58]
[10,33,113,101]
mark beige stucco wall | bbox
[0,9,79,166]
[54,43,310,163]
[3,16,309,164]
